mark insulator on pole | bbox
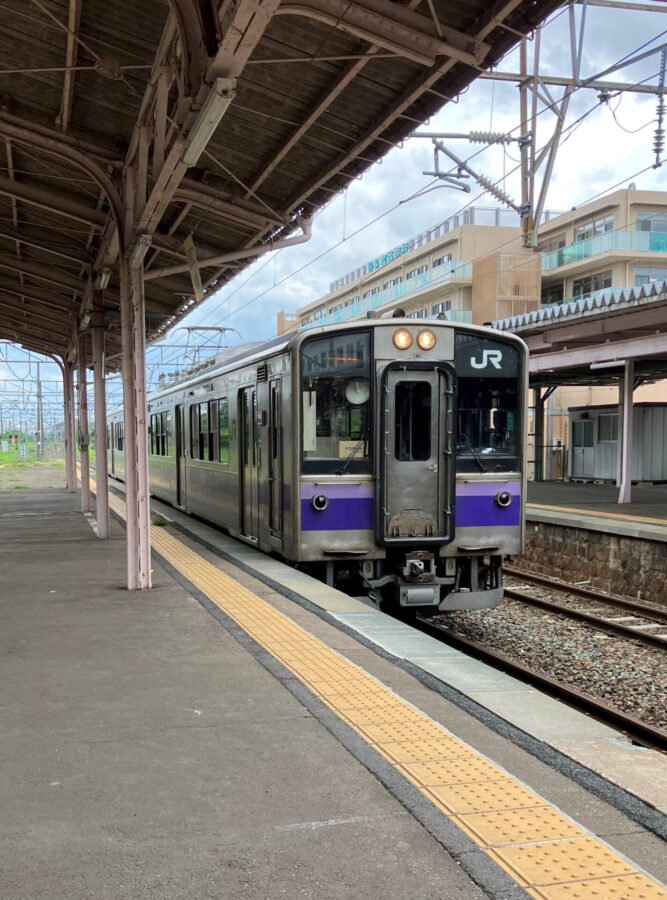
[467,131,511,145]
[475,172,517,208]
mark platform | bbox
[527,480,667,539]
[1,485,666,899]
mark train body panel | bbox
[108,319,527,613]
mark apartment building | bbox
[538,187,667,306]
[277,187,667,335]
[276,207,535,334]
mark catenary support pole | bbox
[533,387,545,482]
[64,360,77,493]
[92,315,109,538]
[618,360,635,504]
[78,332,91,514]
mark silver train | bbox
[108,318,527,612]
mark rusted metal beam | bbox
[275,0,489,67]
[0,173,107,227]
[57,0,82,132]
[167,0,219,97]
[0,251,87,292]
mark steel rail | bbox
[415,617,667,752]
[503,587,667,651]
[505,566,667,623]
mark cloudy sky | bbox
[3,0,666,417]
[166,0,666,352]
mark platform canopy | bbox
[0,0,563,364]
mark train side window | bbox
[149,414,156,455]
[199,403,209,461]
[106,426,111,450]
[165,411,172,456]
[219,398,230,464]
[190,405,200,459]
[395,381,431,461]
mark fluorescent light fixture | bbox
[590,360,626,370]
[182,78,237,167]
[98,267,111,290]
[129,234,152,270]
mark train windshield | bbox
[300,332,372,474]
[454,334,522,473]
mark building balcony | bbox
[303,261,473,329]
[542,231,667,272]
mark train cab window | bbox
[395,382,431,461]
[454,334,522,473]
[300,332,372,474]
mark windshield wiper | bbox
[336,437,367,475]
[461,433,487,473]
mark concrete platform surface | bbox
[527,480,667,524]
[0,489,485,900]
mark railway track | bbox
[414,615,667,752]
[502,581,667,651]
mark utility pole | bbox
[36,362,43,458]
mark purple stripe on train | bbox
[300,481,521,531]
[301,497,374,531]
[455,481,521,528]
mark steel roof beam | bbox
[275,0,490,68]
[286,0,531,213]
[57,0,82,133]
[0,252,87,292]
[0,223,93,266]
[0,298,73,332]
[0,174,107,228]
[0,309,71,342]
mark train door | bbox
[268,379,283,544]
[175,403,186,508]
[380,366,454,544]
[240,386,259,541]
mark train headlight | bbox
[495,490,512,508]
[312,494,328,512]
[417,329,436,351]
[393,328,413,350]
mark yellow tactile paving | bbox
[528,874,667,899]
[102,488,667,898]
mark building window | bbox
[598,414,618,442]
[432,254,452,268]
[382,277,402,289]
[431,301,451,316]
[407,308,427,319]
[636,210,667,233]
[538,233,566,252]
[635,266,667,287]
[573,269,612,298]
[574,214,613,242]
[406,265,428,280]
[541,283,564,305]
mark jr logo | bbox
[470,349,503,370]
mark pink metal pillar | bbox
[92,316,110,538]
[78,332,91,514]
[63,360,77,493]
[618,360,635,504]
[119,252,152,589]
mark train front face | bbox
[295,321,526,612]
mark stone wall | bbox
[519,521,667,606]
